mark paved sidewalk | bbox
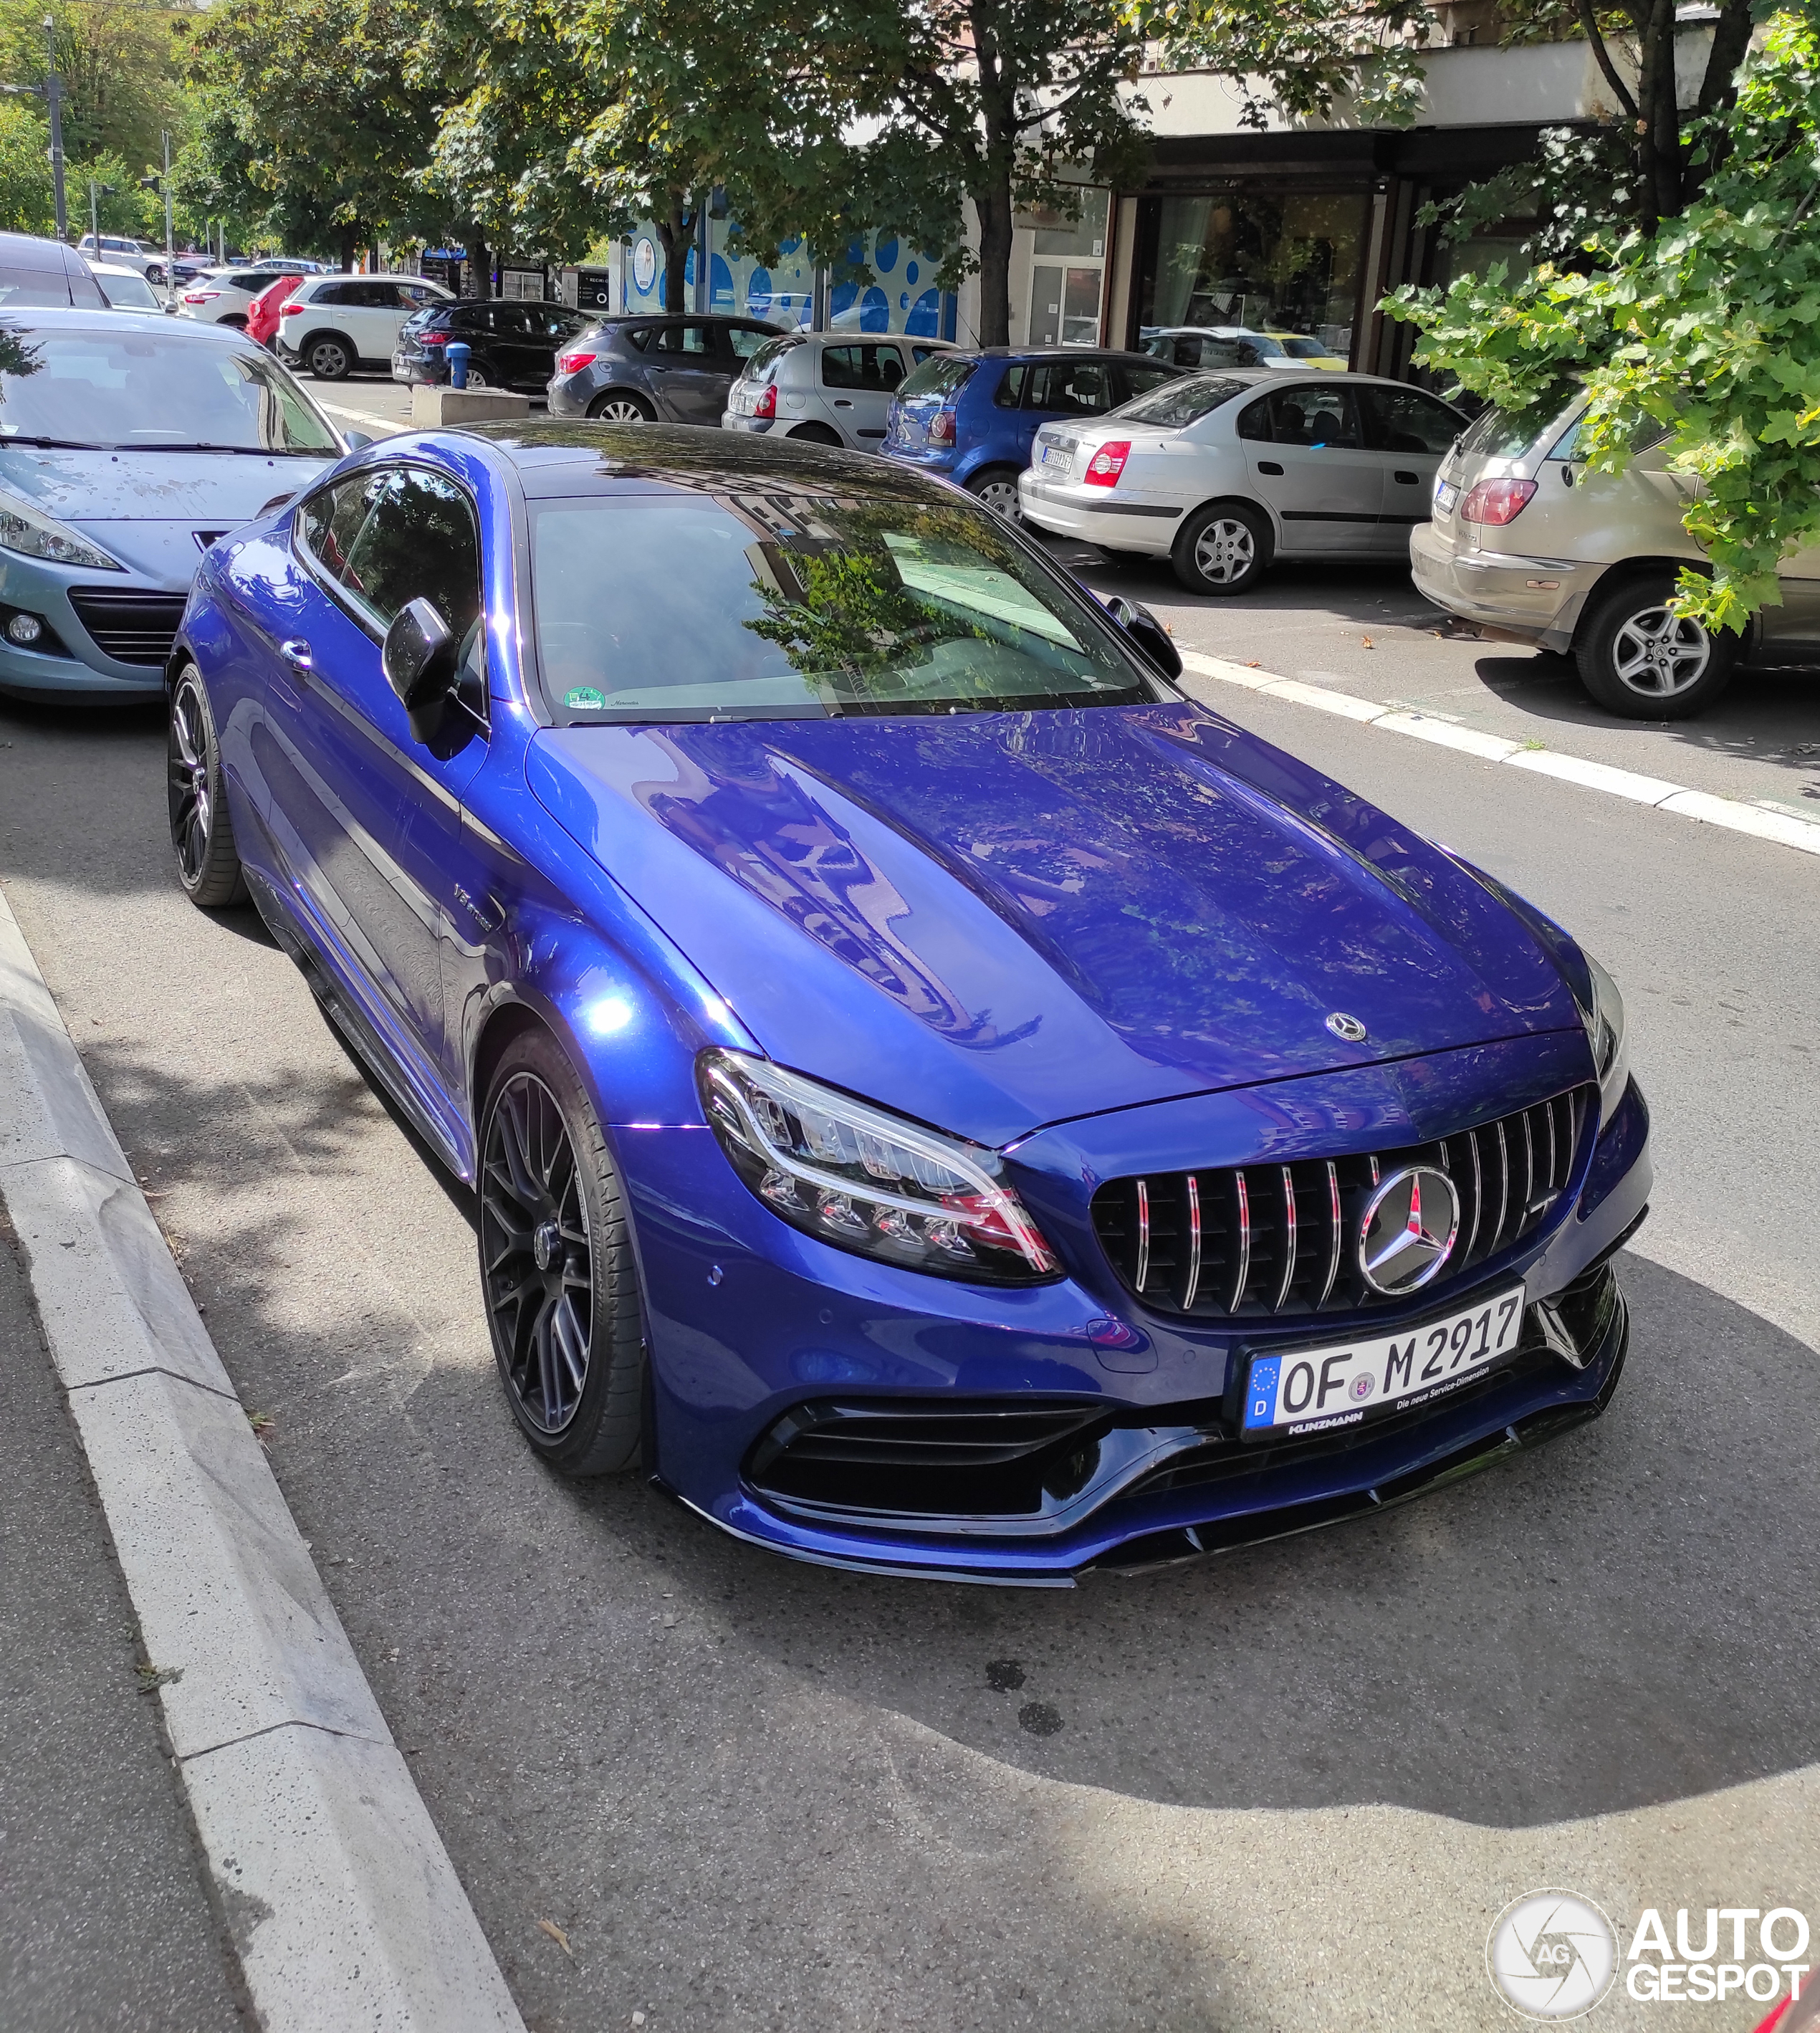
[0,1211,246,2033]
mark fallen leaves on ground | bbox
[537,1918,574,1958]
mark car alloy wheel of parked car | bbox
[1175,502,1270,595]
[479,1031,647,1473]
[306,334,352,381]
[166,666,247,907]
[1576,573,1739,718]
[588,392,651,421]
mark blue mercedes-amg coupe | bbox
[168,422,1649,1584]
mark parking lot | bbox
[2,537,1816,2028]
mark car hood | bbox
[528,702,1585,1146]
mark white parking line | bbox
[0,881,525,2033]
[1178,650,1820,858]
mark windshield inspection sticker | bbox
[565,687,605,710]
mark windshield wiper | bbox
[125,441,335,457]
[0,434,109,450]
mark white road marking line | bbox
[1177,650,1820,859]
[0,880,526,2033]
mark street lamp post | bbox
[88,178,113,252]
[43,17,64,241]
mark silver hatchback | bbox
[1412,394,1820,717]
[723,332,956,450]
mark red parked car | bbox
[246,274,305,350]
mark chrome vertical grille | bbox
[1091,1087,1592,1324]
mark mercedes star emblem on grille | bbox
[1358,1164,1460,1296]
[1326,1011,1368,1043]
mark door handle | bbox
[833,398,853,408]
[1393,469,1419,484]
[1257,460,1284,476]
[279,638,312,674]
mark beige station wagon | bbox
[1411,394,1820,717]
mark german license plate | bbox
[1435,478,1460,514]
[1242,1285,1526,1440]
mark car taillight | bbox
[279,302,304,315]
[184,290,216,304]
[1083,439,1131,488]
[417,330,448,345]
[555,350,597,375]
[928,407,956,446]
[1459,477,1538,526]
[753,383,777,420]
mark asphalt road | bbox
[1,577,1816,2029]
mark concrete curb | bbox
[0,880,525,2033]
[1178,650,1820,858]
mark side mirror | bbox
[1101,593,1182,680]
[382,596,459,740]
[342,429,374,451]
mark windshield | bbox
[897,355,974,401]
[532,489,1155,723]
[1119,374,1247,429]
[0,323,339,451]
[1458,401,1573,462]
[97,270,161,311]
[1276,335,1333,360]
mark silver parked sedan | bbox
[724,331,957,450]
[1018,369,1466,595]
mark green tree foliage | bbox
[1163,0,1435,132]
[0,100,52,235]
[1385,4,1820,632]
[184,0,447,263]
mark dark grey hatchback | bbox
[545,314,782,424]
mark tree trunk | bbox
[470,236,491,300]
[337,224,356,272]
[659,197,691,314]
[1632,0,1683,231]
[973,183,1015,345]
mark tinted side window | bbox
[1269,386,1361,448]
[1236,396,1273,442]
[1025,360,1116,416]
[1116,363,1179,403]
[822,343,900,390]
[1360,385,1462,454]
[313,281,355,307]
[993,364,1028,409]
[727,325,773,360]
[624,326,654,352]
[300,467,482,638]
[651,324,712,355]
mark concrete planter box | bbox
[410,386,531,426]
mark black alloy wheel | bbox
[167,666,247,907]
[479,1029,646,1475]
[306,334,351,380]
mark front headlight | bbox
[699,1049,1060,1284]
[1581,952,1628,1126]
[0,490,126,571]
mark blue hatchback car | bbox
[881,348,1183,517]
[168,422,1649,1584]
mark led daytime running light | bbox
[0,491,126,571]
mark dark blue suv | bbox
[881,348,1184,515]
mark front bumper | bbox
[1019,472,1184,555]
[636,1041,1652,1584]
[0,559,176,702]
[1409,522,1606,654]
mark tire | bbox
[220,314,247,331]
[787,421,842,446]
[479,1029,646,1476]
[1575,573,1739,718]
[167,665,247,908]
[967,464,1024,520]
[588,391,654,422]
[456,361,489,390]
[1172,499,1272,596]
[305,333,352,381]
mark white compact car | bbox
[724,332,957,449]
[1143,326,1349,372]
[275,273,454,380]
[1019,368,1466,595]
[76,234,168,286]
[1412,394,1820,718]
[90,262,165,312]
